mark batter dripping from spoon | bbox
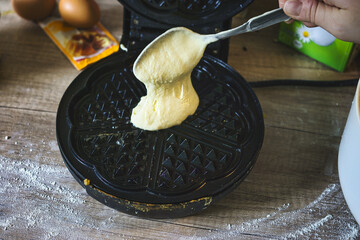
[131,8,290,130]
[131,27,217,131]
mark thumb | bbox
[283,0,303,17]
[283,0,340,32]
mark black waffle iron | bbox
[56,0,264,218]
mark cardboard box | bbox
[278,21,358,72]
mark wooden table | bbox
[1,0,359,239]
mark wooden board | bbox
[1,0,359,239]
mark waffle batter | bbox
[131,27,216,131]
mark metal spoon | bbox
[206,8,291,41]
[133,8,290,78]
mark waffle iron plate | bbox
[56,52,264,218]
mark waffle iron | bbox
[56,0,264,218]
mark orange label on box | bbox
[40,18,119,70]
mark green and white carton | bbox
[278,21,358,72]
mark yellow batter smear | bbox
[131,27,217,131]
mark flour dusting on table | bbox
[193,183,359,240]
[0,136,359,239]
[0,138,124,239]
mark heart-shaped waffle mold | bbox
[57,52,264,218]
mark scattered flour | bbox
[0,156,85,236]
[0,139,122,239]
[1,137,359,239]
[48,140,59,152]
[191,183,360,240]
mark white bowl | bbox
[338,79,360,225]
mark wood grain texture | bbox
[1,0,359,239]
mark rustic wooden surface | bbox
[1,0,360,239]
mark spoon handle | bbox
[211,8,291,40]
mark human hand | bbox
[279,0,360,43]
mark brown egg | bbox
[11,0,56,21]
[59,0,100,29]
